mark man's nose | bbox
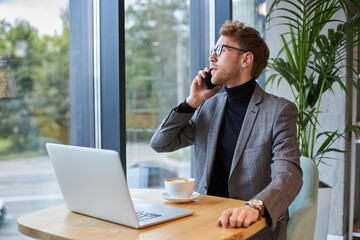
[209,53,217,62]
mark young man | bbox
[150,20,302,239]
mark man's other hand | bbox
[217,205,259,228]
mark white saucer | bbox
[162,192,200,203]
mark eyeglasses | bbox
[210,44,248,57]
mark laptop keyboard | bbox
[136,211,162,221]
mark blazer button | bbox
[204,186,207,190]
[278,216,284,222]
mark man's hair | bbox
[220,20,269,79]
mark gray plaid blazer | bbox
[150,83,303,239]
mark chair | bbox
[287,156,319,240]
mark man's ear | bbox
[240,52,254,67]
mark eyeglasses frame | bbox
[210,44,248,57]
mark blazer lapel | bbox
[205,94,227,185]
[229,84,264,176]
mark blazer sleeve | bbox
[150,107,197,152]
[253,101,303,230]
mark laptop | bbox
[46,143,194,228]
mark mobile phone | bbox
[201,69,217,89]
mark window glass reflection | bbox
[125,0,190,188]
[232,0,266,31]
[232,0,266,86]
[0,0,69,238]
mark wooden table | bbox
[17,189,266,240]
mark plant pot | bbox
[314,181,332,240]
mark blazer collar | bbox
[229,83,264,176]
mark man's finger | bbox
[217,217,222,227]
[242,216,253,228]
[198,70,205,79]
[236,209,247,228]
[229,208,241,228]
[221,209,233,228]
[204,67,211,72]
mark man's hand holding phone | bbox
[186,68,222,109]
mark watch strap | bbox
[246,200,265,219]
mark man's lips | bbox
[211,67,218,74]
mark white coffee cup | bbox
[165,177,195,198]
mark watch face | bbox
[251,199,263,206]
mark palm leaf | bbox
[266,0,360,165]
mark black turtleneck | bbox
[207,78,256,198]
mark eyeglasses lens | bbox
[216,45,222,57]
[211,45,223,57]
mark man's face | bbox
[209,36,244,87]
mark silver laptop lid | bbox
[46,143,140,228]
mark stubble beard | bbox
[212,64,240,87]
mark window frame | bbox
[69,0,126,169]
[69,0,95,148]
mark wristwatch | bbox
[246,199,265,219]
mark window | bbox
[0,0,69,238]
[232,0,266,33]
[125,0,191,188]
[0,1,233,237]
[232,0,266,87]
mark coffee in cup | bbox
[165,178,195,198]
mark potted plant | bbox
[265,0,360,238]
